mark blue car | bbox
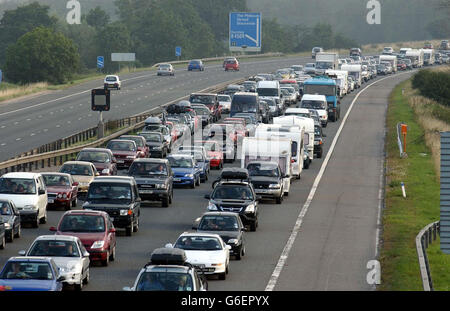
[188,59,204,71]
[167,154,202,188]
[177,150,210,182]
[0,257,65,291]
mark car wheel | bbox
[14,225,21,238]
[71,197,77,208]
[109,245,116,261]
[83,268,90,284]
[32,216,39,228]
[190,180,195,189]
[205,173,208,181]
[317,148,323,159]
[162,196,169,208]
[218,272,226,280]
[276,195,283,204]
[0,235,5,249]
[40,210,47,224]
[102,251,110,266]
[250,221,257,232]
[133,217,139,232]
[196,176,201,186]
[65,201,71,211]
[235,246,242,260]
[7,230,13,243]
[75,278,83,291]
[126,223,133,236]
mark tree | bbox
[5,27,80,84]
[0,2,57,65]
[96,22,133,72]
[84,6,110,29]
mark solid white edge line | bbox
[265,71,415,291]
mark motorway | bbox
[0,56,311,162]
[0,56,416,291]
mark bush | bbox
[412,69,450,106]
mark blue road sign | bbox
[229,12,261,52]
[97,56,104,69]
[175,46,181,57]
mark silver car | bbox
[19,235,90,290]
[157,63,175,76]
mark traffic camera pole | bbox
[98,111,105,139]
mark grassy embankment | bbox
[380,65,450,290]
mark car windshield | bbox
[247,163,280,177]
[59,214,106,233]
[28,240,80,257]
[60,164,93,176]
[300,100,326,109]
[140,133,162,142]
[43,175,71,187]
[168,157,193,168]
[178,151,204,161]
[190,60,200,65]
[189,95,215,105]
[136,271,194,291]
[106,141,136,151]
[304,84,336,96]
[87,183,132,202]
[77,151,109,163]
[0,178,36,194]
[193,107,210,115]
[120,137,144,148]
[0,202,12,215]
[218,95,231,102]
[105,76,117,81]
[198,215,239,231]
[212,185,254,200]
[159,64,170,69]
[174,236,222,251]
[0,262,54,280]
[129,162,168,176]
[285,111,310,118]
[257,88,278,96]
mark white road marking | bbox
[265,71,414,291]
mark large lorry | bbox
[302,76,340,122]
[422,49,435,66]
[379,55,398,73]
[315,52,339,75]
[405,49,424,68]
[340,64,362,89]
[255,124,305,179]
[241,137,294,196]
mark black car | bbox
[192,104,213,127]
[193,212,247,260]
[246,161,284,204]
[82,176,141,236]
[189,93,221,122]
[128,159,173,207]
[314,122,325,159]
[259,101,271,123]
[0,220,5,249]
[138,132,169,158]
[204,180,259,231]
[0,199,21,242]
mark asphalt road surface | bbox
[0,65,416,291]
[0,56,311,162]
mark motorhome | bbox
[325,70,349,97]
[422,49,435,66]
[241,137,294,196]
[340,64,362,89]
[379,55,398,73]
[405,49,424,68]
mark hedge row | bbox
[411,69,450,106]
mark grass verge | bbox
[380,79,440,290]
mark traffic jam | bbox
[0,45,446,291]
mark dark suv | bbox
[128,159,173,207]
[82,176,141,236]
[246,161,284,204]
[204,180,259,231]
[189,93,221,122]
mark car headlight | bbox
[156,184,167,189]
[57,193,62,198]
[185,174,194,178]
[228,239,238,245]
[211,263,224,267]
[207,202,218,211]
[120,209,130,216]
[4,223,11,229]
[126,155,136,159]
[245,204,255,213]
[91,240,105,249]
[268,184,281,189]
[24,205,37,210]
[62,193,68,199]
[102,168,110,174]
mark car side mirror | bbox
[18,250,26,256]
[123,286,132,291]
[38,189,46,195]
[57,276,66,282]
[72,182,79,187]
[225,245,232,250]
[95,172,100,176]
[83,251,90,258]
[241,227,248,232]
[165,243,174,248]
[112,157,117,163]
[49,226,57,232]
[204,194,210,200]
[109,228,116,233]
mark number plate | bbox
[256,189,268,193]
[117,160,124,163]
[48,199,54,203]
[173,178,181,182]
[139,190,153,194]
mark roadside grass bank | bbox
[380,66,450,290]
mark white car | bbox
[157,63,175,76]
[19,235,90,290]
[169,232,230,280]
[298,94,329,127]
[304,63,316,75]
[0,172,48,228]
[382,47,394,55]
[284,107,312,119]
[218,94,232,114]
[104,75,121,90]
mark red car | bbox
[50,210,117,266]
[224,59,239,71]
[76,148,118,176]
[397,62,407,71]
[41,172,79,210]
[165,121,178,143]
[106,139,142,169]
[196,140,223,169]
[118,135,149,158]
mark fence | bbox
[416,220,440,291]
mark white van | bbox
[297,94,328,127]
[255,124,305,179]
[0,172,48,227]
[241,137,293,195]
[273,116,315,165]
[256,81,283,112]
